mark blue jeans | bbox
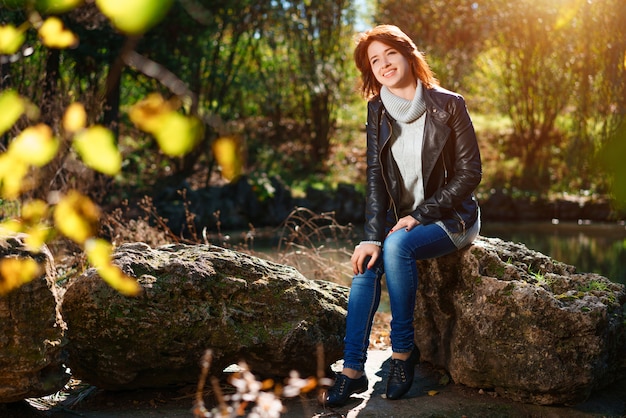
[342,222,457,372]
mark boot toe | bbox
[323,373,369,407]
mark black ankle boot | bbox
[385,347,419,400]
[323,372,368,407]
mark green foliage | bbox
[2,0,625,225]
[578,280,609,293]
[600,123,626,209]
[377,0,626,198]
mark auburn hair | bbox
[354,25,438,98]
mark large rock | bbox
[0,235,69,403]
[414,236,626,405]
[62,243,348,390]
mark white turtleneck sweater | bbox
[380,80,427,217]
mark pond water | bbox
[227,221,626,286]
[480,221,626,285]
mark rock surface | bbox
[414,236,626,405]
[62,242,348,390]
[0,235,69,403]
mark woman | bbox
[322,25,482,406]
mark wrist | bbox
[358,240,382,247]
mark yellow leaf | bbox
[85,238,141,296]
[22,199,49,222]
[129,93,176,133]
[39,17,78,49]
[0,24,25,55]
[9,124,59,166]
[212,135,243,181]
[63,102,87,133]
[73,125,122,175]
[24,224,52,251]
[84,237,111,266]
[0,90,25,136]
[35,0,84,14]
[0,218,22,235]
[95,0,174,35]
[0,257,40,294]
[0,153,29,199]
[154,112,202,157]
[53,191,100,244]
[19,200,52,250]
[427,390,438,396]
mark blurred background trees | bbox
[1,0,625,205]
[378,0,626,196]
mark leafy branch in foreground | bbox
[0,1,241,295]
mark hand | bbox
[351,243,381,275]
[388,215,420,235]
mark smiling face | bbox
[367,40,417,99]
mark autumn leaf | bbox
[53,191,100,244]
[153,112,202,157]
[0,257,40,295]
[85,238,141,296]
[95,0,174,35]
[63,102,87,133]
[18,200,52,250]
[72,125,122,175]
[128,93,176,133]
[0,154,29,199]
[212,135,243,181]
[9,124,59,167]
[0,90,25,136]
[38,17,78,49]
[0,24,25,55]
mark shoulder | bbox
[367,94,383,111]
[424,85,467,116]
[366,94,384,123]
[425,85,465,104]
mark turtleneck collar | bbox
[380,79,426,123]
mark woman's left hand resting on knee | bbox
[388,215,420,234]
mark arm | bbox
[413,93,482,224]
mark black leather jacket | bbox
[363,85,482,243]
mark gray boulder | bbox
[0,235,69,403]
[414,236,626,405]
[62,243,348,390]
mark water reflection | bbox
[229,221,626,286]
[481,222,626,285]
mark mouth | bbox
[383,69,396,77]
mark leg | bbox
[382,223,456,399]
[323,258,383,406]
[342,259,383,372]
[383,222,456,353]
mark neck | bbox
[388,80,417,101]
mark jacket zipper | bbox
[379,111,399,223]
